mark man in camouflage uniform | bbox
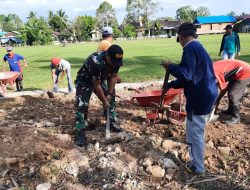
[75,44,124,146]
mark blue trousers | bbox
[186,113,208,174]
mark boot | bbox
[225,105,240,125]
[221,106,233,115]
[16,81,20,92]
[110,118,123,132]
[19,81,23,91]
[75,129,87,147]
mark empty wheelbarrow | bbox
[130,88,186,125]
[0,71,20,96]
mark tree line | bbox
[0,0,247,46]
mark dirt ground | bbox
[0,84,249,190]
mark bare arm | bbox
[22,59,28,67]
[215,86,229,112]
[108,73,118,95]
[51,69,56,84]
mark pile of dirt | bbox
[0,86,249,190]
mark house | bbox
[3,31,20,38]
[234,15,250,33]
[91,28,102,41]
[194,15,236,34]
[151,20,183,37]
[0,31,21,46]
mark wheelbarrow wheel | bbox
[167,103,186,126]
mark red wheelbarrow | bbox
[0,71,20,96]
[130,88,186,125]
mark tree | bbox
[227,11,236,16]
[48,10,69,32]
[74,15,96,41]
[176,6,194,22]
[196,6,210,17]
[27,11,36,19]
[123,24,136,37]
[126,0,158,36]
[176,6,210,22]
[20,15,53,45]
[0,14,23,31]
[96,1,117,28]
[57,9,69,27]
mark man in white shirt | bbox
[50,57,73,93]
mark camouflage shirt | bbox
[75,52,120,85]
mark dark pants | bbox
[16,73,23,91]
[227,79,250,117]
[75,82,116,131]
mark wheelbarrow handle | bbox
[160,69,170,108]
[127,87,140,93]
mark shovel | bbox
[105,108,111,139]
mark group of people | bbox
[2,24,250,176]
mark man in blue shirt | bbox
[162,23,218,175]
[3,46,27,91]
[219,24,240,60]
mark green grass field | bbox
[1,34,250,90]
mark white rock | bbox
[107,147,112,152]
[98,157,108,169]
[44,121,55,127]
[207,140,214,148]
[94,142,100,152]
[114,146,122,154]
[142,158,153,167]
[36,183,51,190]
[162,140,176,150]
[218,147,230,156]
[146,165,165,178]
[64,162,79,177]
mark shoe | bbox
[185,162,205,176]
[110,120,123,132]
[225,116,240,125]
[75,129,87,147]
[221,109,232,115]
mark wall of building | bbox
[196,23,233,34]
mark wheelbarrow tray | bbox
[0,71,19,84]
[132,88,183,107]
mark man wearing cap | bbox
[3,46,27,91]
[219,24,240,60]
[50,57,73,93]
[213,59,250,124]
[74,44,124,146]
[97,26,114,52]
[162,23,218,175]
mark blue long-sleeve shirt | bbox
[168,40,218,115]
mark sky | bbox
[0,0,249,24]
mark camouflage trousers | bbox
[75,82,117,131]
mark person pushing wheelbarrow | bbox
[2,46,27,91]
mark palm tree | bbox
[48,10,54,20]
[27,11,36,19]
[57,9,68,28]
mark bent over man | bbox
[74,44,124,146]
[213,59,250,125]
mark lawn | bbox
[1,34,250,90]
